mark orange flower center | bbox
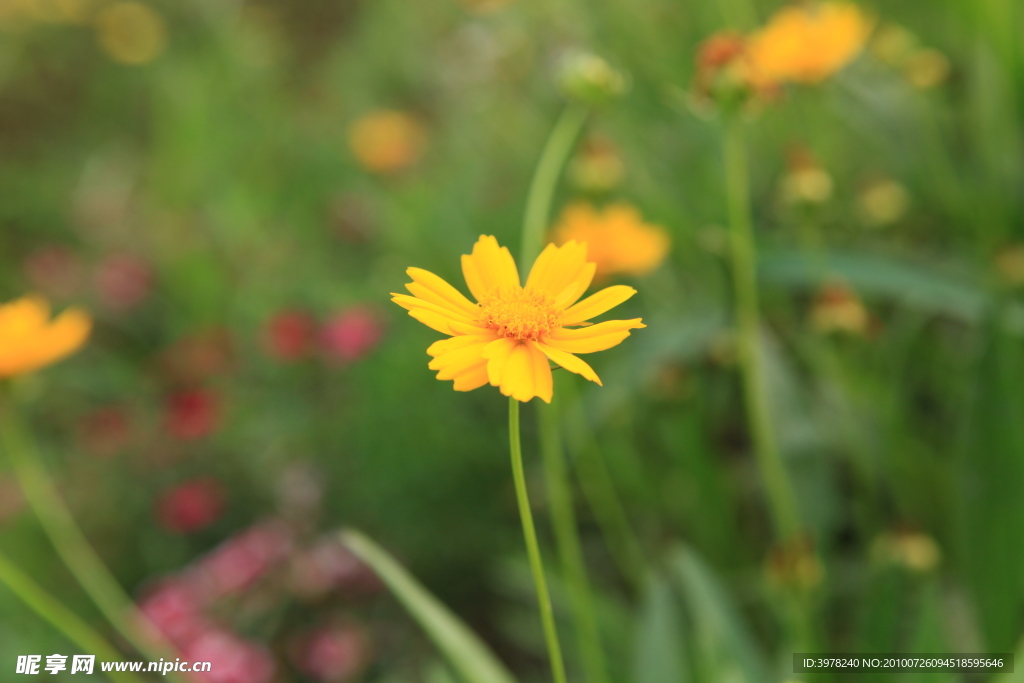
[478,286,561,341]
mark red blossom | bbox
[95,252,153,311]
[183,629,276,683]
[157,478,226,534]
[164,389,221,441]
[292,624,369,683]
[264,310,316,361]
[320,307,383,362]
[190,522,293,601]
[138,579,210,646]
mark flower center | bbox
[478,286,561,341]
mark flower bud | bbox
[557,50,628,105]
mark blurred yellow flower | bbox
[858,178,909,227]
[871,530,941,572]
[392,236,644,403]
[904,48,950,89]
[0,296,91,378]
[553,203,670,278]
[810,283,870,336]
[348,110,426,174]
[748,2,872,84]
[95,2,167,65]
[780,146,833,205]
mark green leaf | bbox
[339,529,518,683]
[633,572,687,683]
[668,545,770,683]
[956,315,1024,652]
[759,248,1024,335]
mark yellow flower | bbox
[552,203,670,278]
[95,2,167,65]
[348,110,426,174]
[391,236,645,403]
[0,296,91,378]
[748,2,872,84]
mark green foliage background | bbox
[1,0,1023,680]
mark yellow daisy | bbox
[748,2,872,85]
[391,236,645,403]
[0,296,91,378]
[553,202,670,278]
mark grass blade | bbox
[340,529,518,683]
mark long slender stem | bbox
[538,394,609,683]
[519,104,589,268]
[560,375,646,588]
[0,550,143,683]
[722,117,802,542]
[0,407,186,682]
[509,398,567,683]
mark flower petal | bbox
[391,293,472,335]
[525,241,592,304]
[427,334,496,358]
[481,337,518,386]
[545,318,645,353]
[428,339,491,376]
[460,236,520,301]
[391,293,476,325]
[526,341,553,403]
[405,267,480,316]
[451,361,490,392]
[561,285,636,326]
[536,342,602,385]
[499,342,537,402]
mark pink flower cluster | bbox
[139,522,375,682]
[264,307,384,363]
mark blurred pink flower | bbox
[95,252,152,311]
[24,246,85,299]
[291,624,369,683]
[264,310,316,361]
[184,630,276,683]
[157,478,226,534]
[320,307,383,362]
[80,406,131,458]
[138,580,210,646]
[163,389,221,441]
[190,522,293,601]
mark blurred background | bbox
[1,0,1023,680]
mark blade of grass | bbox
[339,529,518,683]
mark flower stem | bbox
[538,394,609,683]
[0,406,186,682]
[0,549,144,683]
[519,103,589,268]
[509,398,567,683]
[560,375,646,588]
[722,116,802,542]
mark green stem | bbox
[539,394,609,683]
[0,407,186,682]
[519,104,589,268]
[0,550,144,683]
[722,117,801,542]
[509,398,567,683]
[560,376,646,588]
